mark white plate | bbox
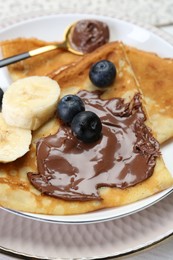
[0,13,173,224]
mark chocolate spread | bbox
[28,91,160,201]
[69,20,110,53]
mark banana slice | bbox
[2,76,60,130]
[0,113,31,163]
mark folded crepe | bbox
[125,46,173,144]
[0,41,172,215]
[0,38,79,81]
[1,38,173,144]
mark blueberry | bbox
[57,95,85,124]
[0,88,4,108]
[71,111,102,143]
[89,60,116,88]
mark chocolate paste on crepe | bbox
[2,37,173,145]
[28,90,160,201]
[0,41,172,215]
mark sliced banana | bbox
[0,113,32,163]
[2,76,60,130]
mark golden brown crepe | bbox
[125,46,173,144]
[0,38,79,81]
[0,41,172,215]
[1,38,173,144]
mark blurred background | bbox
[0,0,172,34]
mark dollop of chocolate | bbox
[70,20,109,53]
[28,91,160,201]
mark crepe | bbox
[0,38,79,81]
[1,38,173,144]
[0,41,172,215]
[125,46,173,144]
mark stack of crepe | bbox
[0,37,172,215]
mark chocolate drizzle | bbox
[27,91,160,201]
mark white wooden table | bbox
[0,0,173,259]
